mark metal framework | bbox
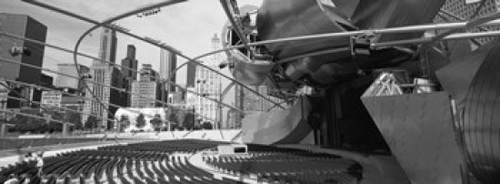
[21,0,280,111]
[0,31,242,114]
[2,0,499,136]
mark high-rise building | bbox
[54,63,90,91]
[31,73,53,107]
[131,64,161,108]
[97,28,117,64]
[121,45,138,107]
[41,89,86,111]
[186,62,197,88]
[0,13,47,108]
[121,45,138,81]
[194,34,223,124]
[160,48,177,94]
[83,28,123,130]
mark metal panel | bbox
[362,92,463,184]
[228,51,275,85]
[436,42,488,102]
[256,0,354,59]
[241,97,312,145]
[461,39,500,184]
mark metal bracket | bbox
[350,32,377,56]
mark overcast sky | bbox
[0,0,263,86]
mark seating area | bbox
[0,140,363,184]
[204,145,363,184]
[0,139,245,184]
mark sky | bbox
[0,0,263,86]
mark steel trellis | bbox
[22,0,285,110]
[0,31,235,117]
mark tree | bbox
[136,113,146,129]
[47,110,64,133]
[182,112,195,130]
[67,111,82,130]
[85,116,98,131]
[119,114,130,131]
[11,109,47,133]
[150,114,162,131]
[168,112,178,129]
[201,121,213,130]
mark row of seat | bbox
[204,145,363,184]
[1,139,363,184]
[0,139,247,184]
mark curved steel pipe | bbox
[21,0,274,111]
[22,0,240,115]
[0,32,243,113]
[69,0,244,114]
[70,0,186,127]
[0,32,232,116]
[24,0,500,111]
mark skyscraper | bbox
[121,45,138,81]
[121,45,138,107]
[160,48,177,93]
[0,13,47,108]
[83,28,123,130]
[131,64,161,108]
[186,62,197,88]
[97,28,117,64]
[54,63,90,91]
[194,34,223,124]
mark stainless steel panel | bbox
[228,51,275,85]
[362,92,464,184]
[461,39,500,184]
[241,97,312,145]
[436,41,489,102]
[256,0,354,59]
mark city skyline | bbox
[0,0,263,86]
